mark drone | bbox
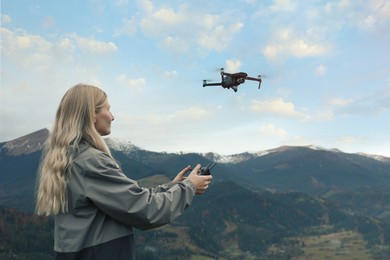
[203,68,263,92]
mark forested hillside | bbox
[1,130,390,259]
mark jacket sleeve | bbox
[151,182,176,193]
[80,151,196,230]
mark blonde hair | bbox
[36,83,112,216]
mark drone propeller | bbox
[211,67,223,72]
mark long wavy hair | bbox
[36,83,112,216]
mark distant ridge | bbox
[1,129,389,162]
[0,128,49,156]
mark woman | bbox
[36,83,213,259]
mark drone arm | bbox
[245,76,262,82]
[245,76,262,89]
[258,79,262,89]
[203,82,223,87]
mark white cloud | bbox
[270,0,296,12]
[1,27,117,66]
[225,59,241,72]
[42,16,56,29]
[115,0,129,6]
[262,20,331,63]
[113,105,211,139]
[0,25,122,140]
[338,135,360,145]
[88,0,106,15]
[360,15,377,29]
[331,85,390,116]
[316,65,327,76]
[1,27,53,69]
[263,38,330,62]
[116,74,146,90]
[163,70,178,78]
[373,0,390,19]
[159,36,190,53]
[138,0,154,13]
[360,0,390,31]
[258,123,287,138]
[58,38,76,52]
[138,3,243,53]
[302,110,334,122]
[73,35,117,54]
[168,106,210,121]
[1,14,12,24]
[198,22,244,51]
[250,98,334,122]
[326,84,390,117]
[329,97,354,107]
[250,98,301,117]
[260,1,390,63]
[114,17,137,36]
[140,6,192,37]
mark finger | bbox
[202,176,213,183]
[189,164,201,176]
[178,165,191,176]
[197,183,209,193]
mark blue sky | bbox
[1,0,389,156]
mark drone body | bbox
[203,68,262,92]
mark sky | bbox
[1,0,390,157]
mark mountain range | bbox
[1,128,390,259]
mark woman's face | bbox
[94,99,114,136]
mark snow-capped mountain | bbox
[104,137,140,154]
[0,129,49,156]
[1,129,389,164]
[1,129,390,222]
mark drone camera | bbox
[199,162,217,176]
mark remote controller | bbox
[199,162,217,175]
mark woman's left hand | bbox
[172,165,192,183]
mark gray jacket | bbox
[54,144,196,254]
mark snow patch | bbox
[105,138,139,154]
[357,152,390,163]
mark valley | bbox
[0,129,389,259]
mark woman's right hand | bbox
[187,164,213,194]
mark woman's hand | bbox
[187,164,213,194]
[173,164,213,194]
[173,165,192,183]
